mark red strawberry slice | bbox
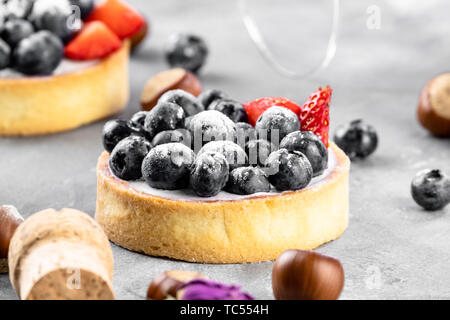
[65,21,122,60]
[300,86,332,147]
[243,97,301,127]
[87,0,145,40]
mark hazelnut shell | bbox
[272,249,344,300]
[141,68,202,111]
[417,73,450,137]
[0,206,24,259]
[147,270,206,300]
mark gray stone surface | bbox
[1,0,450,300]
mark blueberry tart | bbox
[0,0,146,135]
[96,88,350,263]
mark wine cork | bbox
[8,208,115,300]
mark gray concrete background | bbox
[1,0,450,300]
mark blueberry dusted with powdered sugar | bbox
[235,122,257,147]
[1,19,34,47]
[208,99,248,123]
[13,30,63,75]
[144,102,185,140]
[280,131,328,177]
[102,119,133,153]
[265,149,312,191]
[226,166,271,195]
[187,110,236,148]
[142,143,195,190]
[29,0,77,42]
[198,140,248,171]
[198,89,228,109]
[165,33,208,73]
[334,119,378,160]
[158,89,204,117]
[255,106,300,143]
[190,152,229,197]
[109,136,152,181]
[246,139,276,168]
[3,0,34,20]
[152,129,192,148]
[411,169,450,211]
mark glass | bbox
[239,0,340,79]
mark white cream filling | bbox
[123,149,337,202]
[0,58,99,79]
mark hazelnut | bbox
[130,16,149,52]
[147,270,206,300]
[0,205,24,272]
[272,250,344,300]
[141,68,202,111]
[418,73,450,137]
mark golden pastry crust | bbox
[0,41,130,136]
[96,143,350,264]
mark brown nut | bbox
[130,16,149,51]
[418,73,450,137]
[272,249,344,300]
[0,206,24,259]
[141,68,202,111]
[147,270,206,300]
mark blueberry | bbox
[158,89,204,117]
[144,102,185,140]
[188,110,236,149]
[129,111,148,130]
[208,99,248,123]
[152,129,191,148]
[3,0,34,20]
[334,119,378,160]
[190,151,229,197]
[109,136,152,181]
[142,143,195,190]
[29,0,75,42]
[198,141,247,171]
[165,33,208,73]
[128,111,151,138]
[198,89,228,109]
[246,139,276,168]
[1,19,34,47]
[255,106,300,144]
[226,166,271,195]
[69,0,94,19]
[102,119,133,153]
[235,122,257,148]
[0,38,11,69]
[265,149,313,191]
[280,131,328,177]
[13,30,63,75]
[411,169,450,211]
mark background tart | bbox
[0,41,130,136]
[95,142,350,264]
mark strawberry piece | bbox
[87,0,145,40]
[65,21,121,60]
[300,87,332,147]
[243,97,301,127]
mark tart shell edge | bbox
[95,142,350,264]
